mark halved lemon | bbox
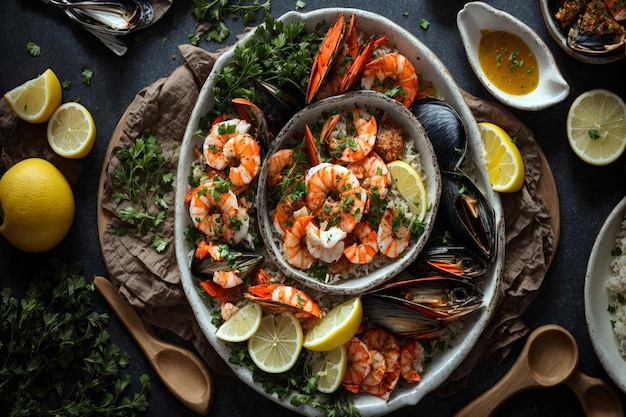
[47,102,96,159]
[3,69,62,123]
[303,297,362,352]
[387,160,428,220]
[566,89,626,166]
[308,346,348,393]
[247,312,303,373]
[478,122,525,193]
[215,303,262,343]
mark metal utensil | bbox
[94,276,214,415]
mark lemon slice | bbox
[247,312,303,373]
[215,303,262,343]
[566,89,626,166]
[47,102,96,159]
[3,69,62,123]
[478,122,525,193]
[308,346,348,393]
[303,297,362,352]
[387,160,428,220]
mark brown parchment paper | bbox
[0,42,556,394]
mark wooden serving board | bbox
[96,103,560,268]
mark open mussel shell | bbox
[438,171,496,261]
[190,246,265,281]
[254,79,305,136]
[567,23,626,54]
[409,96,468,172]
[408,244,488,280]
[361,295,446,340]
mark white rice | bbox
[606,215,626,356]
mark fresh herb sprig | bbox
[191,0,271,43]
[112,130,175,252]
[0,259,151,416]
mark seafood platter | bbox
[540,0,626,63]
[174,8,505,416]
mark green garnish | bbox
[190,0,271,43]
[419,18,430,30]
[81,64,94,86]
[588,128,601,140]
[26,41,41,56]
[0,259,151,416]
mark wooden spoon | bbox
[94,276,213,415]
[566,368,624,417]
[454,324,579,417]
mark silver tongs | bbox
[40,0,155,56]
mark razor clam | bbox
[366,276,484,321]
[438,171,496,261]
[361,295,446,340]
[191,246,265,281]
[408,245,488,279]
[409,96,468,172]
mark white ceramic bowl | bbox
[540,0,625,64]
[175,8,505,416]
[585,196,626,393]
[256,90,441,295]
[457,1,570,111]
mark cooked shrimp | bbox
[212,270,243,289]
[272,196,307,237]
[267,149,295,188]
[305,163,367,233]
[203,118,251,170]
[361,53,418,108]
[361,349,386,387]
[378,207,411,258]
[347,151,390,199]
[400,339,424,383]
[284,214,315,269]
[245,283,322,319]
[323,108,377,163]
[342,337,372,393]
[360,328,401,401]
[222,133,261,186]
[305,222,347,263]
[344,221,378,264]
[187,180,250,245]
[220,302,240,321]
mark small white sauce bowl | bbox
[457,1,570,111]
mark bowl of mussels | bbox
[540,0,626,63]
[175,7,505,416]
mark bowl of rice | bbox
[585,195,626,393]
[256,90,441,295]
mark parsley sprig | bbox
[0,259,151,416]
[112,130,175,252]
[191,0,271,43]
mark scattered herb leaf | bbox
[295,0,306,9]
[419,18,430,30]
[26,41,41,56]
[191,0,271,43]
[81,64,94,85]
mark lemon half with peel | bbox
[478,122,525,193]
[215,303,262,343]
[3,69,62,123]
[303,297,362,352]
[566,89,626,166]
[387,160,428,220]
[309,346,348,393]
[247,312,303,373]
[47,102,96,159]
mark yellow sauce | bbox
[478,30,539,95]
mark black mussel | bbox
[361,295,446,339]
[409,96,468,172]
[438,171,496,261]
[562,0,626,54]
[409,244,488,279]
[191,246,265,282]
[254,79,305,136]
[367,276,484,321]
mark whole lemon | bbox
[0,158,75,252]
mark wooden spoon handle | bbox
[566,369,625,417]
[94,275,157,355]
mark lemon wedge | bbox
[566,89,626,166]
[47,102,96,159]
[309,346,348,393]
[247,312,303,373]
[3,69,62,123]
[303,297,362,352]
[387,160,428,220]
[215,303,262,343]
[478,122,525,193]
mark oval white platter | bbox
[175,7,505,416]
[586,196,626,393]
